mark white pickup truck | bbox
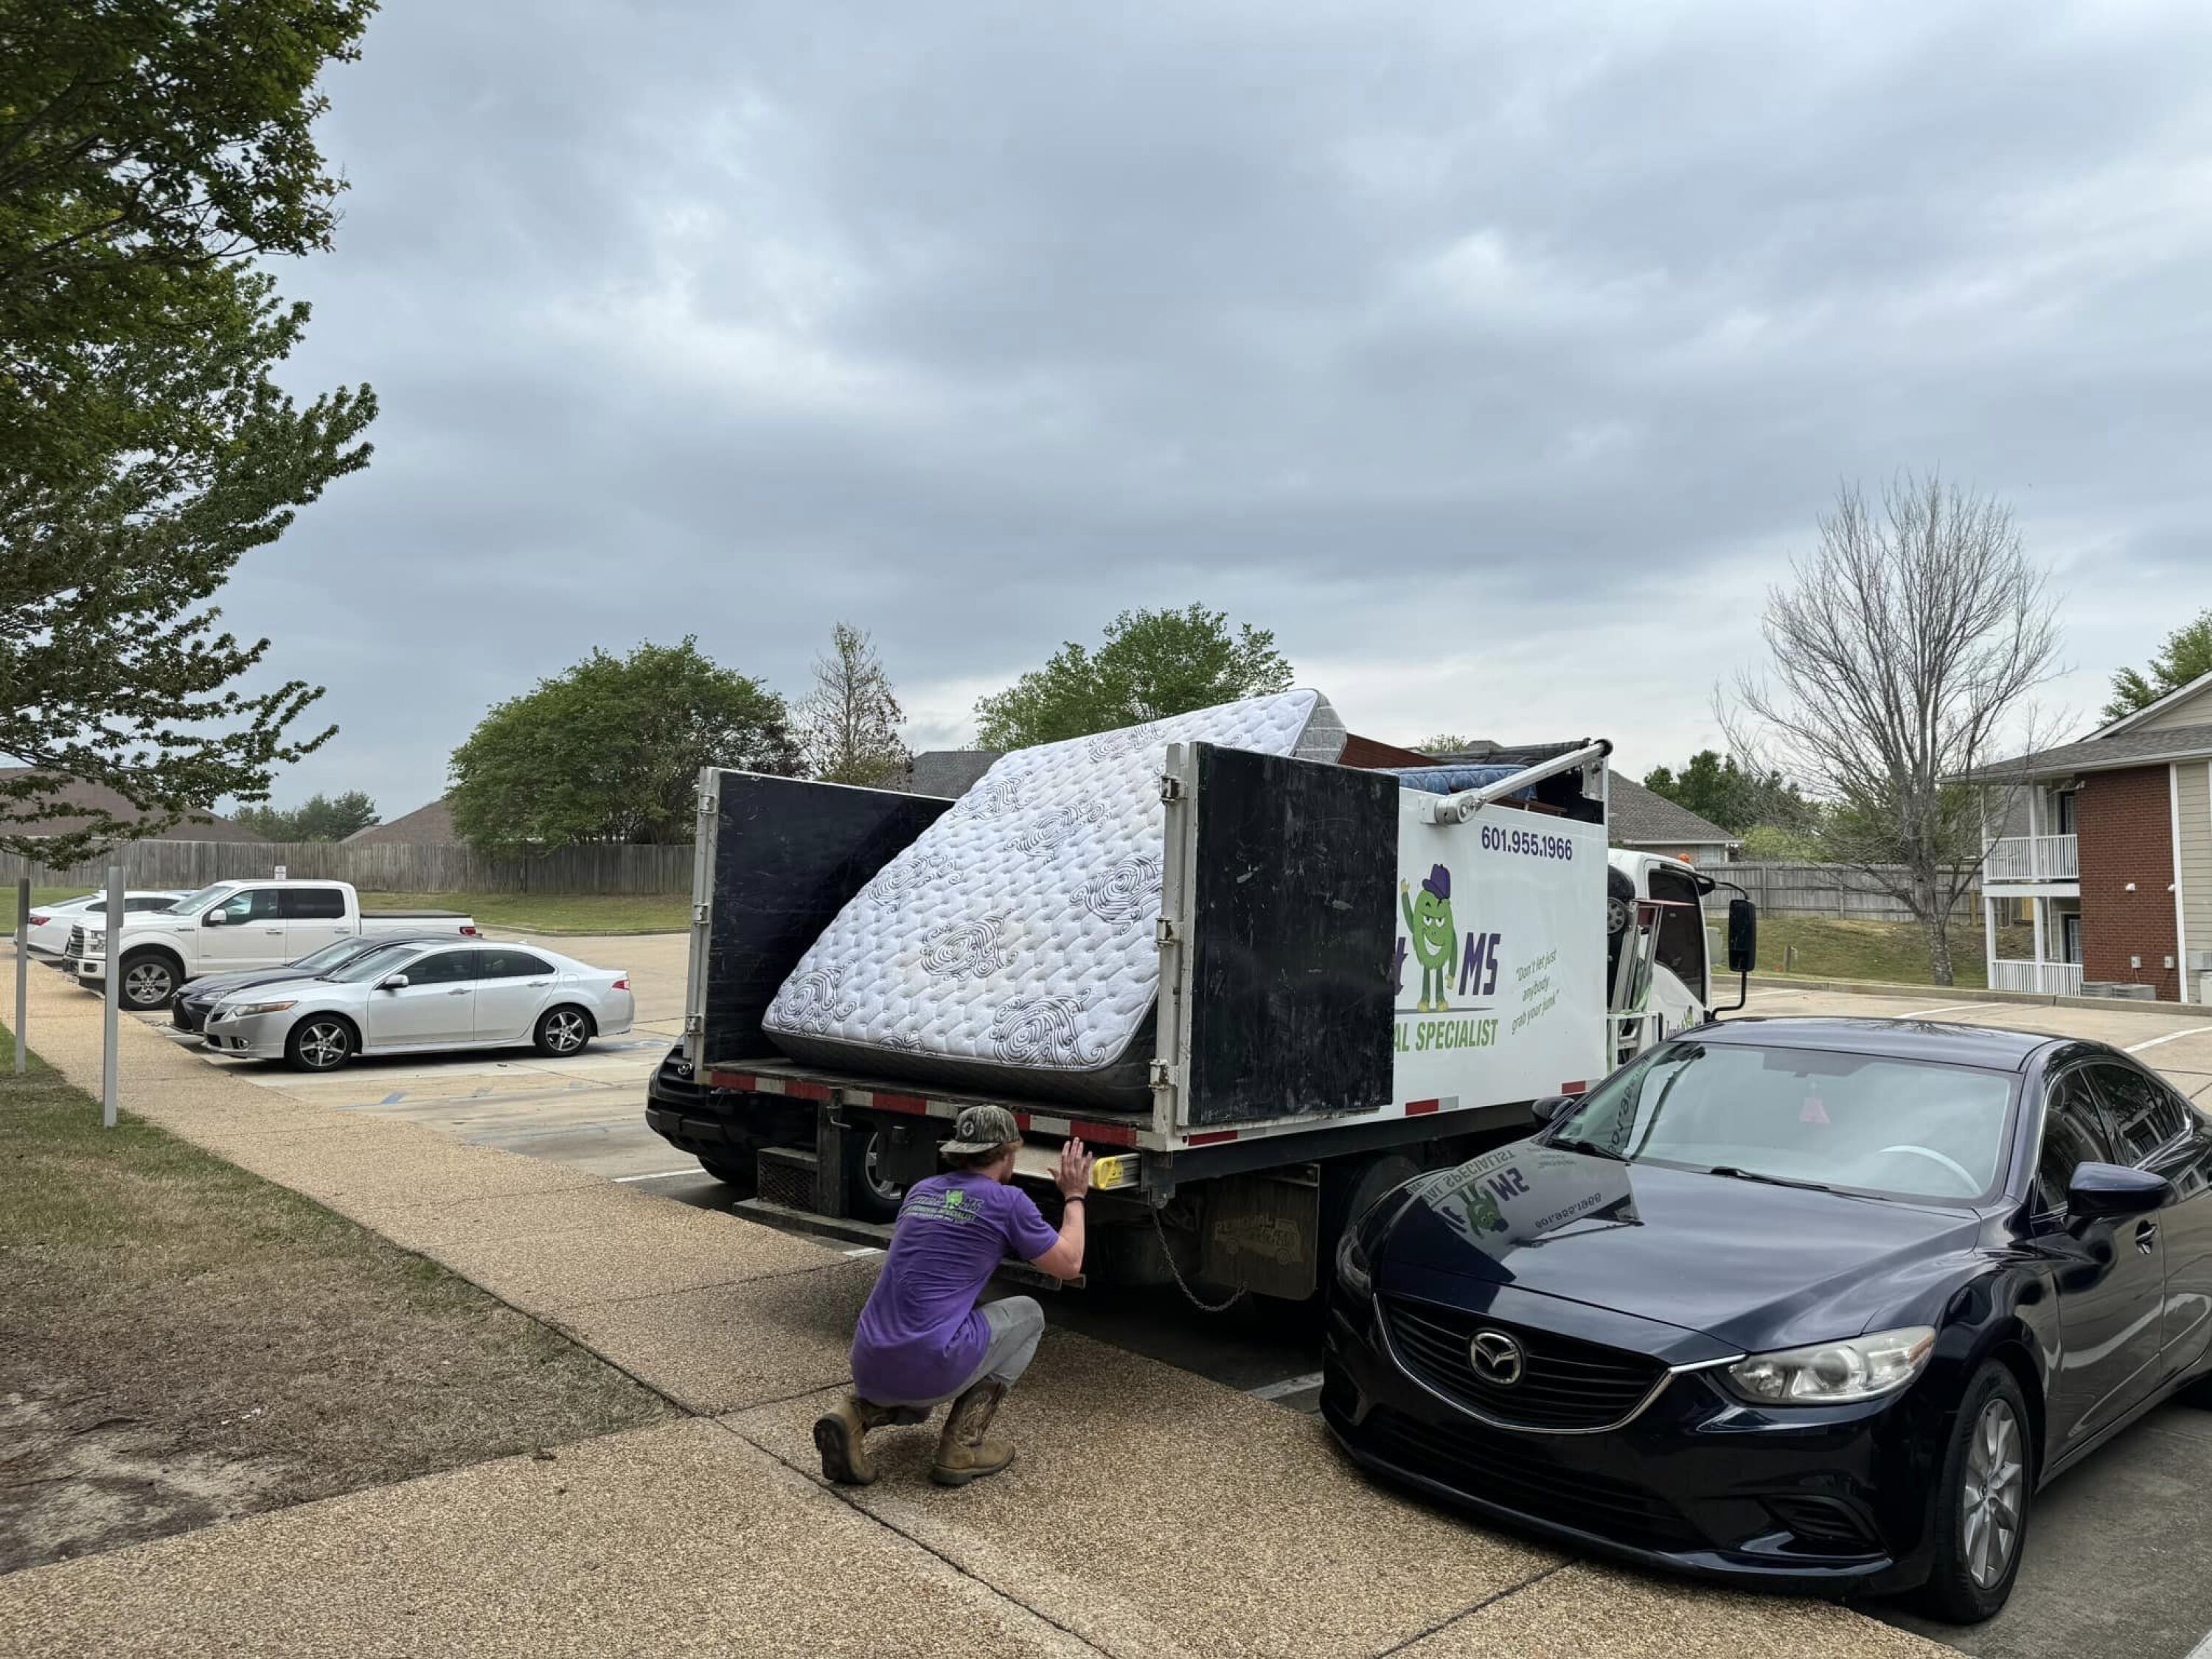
[66,880,479,1010]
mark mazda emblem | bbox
[1469,1329,1525,1387]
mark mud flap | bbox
[1200,1169,1321,1299]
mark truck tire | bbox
[119,952,181,1010]
[1313,1152,1422,1301]
[697,1153,759,1195]
[846,1127,906,1222]
[533,1005,594,1056]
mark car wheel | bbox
[1920,1361,2032,1623]
[119,953,178,1010]
[534,1005,593,1057]
[845,1126,905,1222]
[285,1016,356,1073]
[698,1154,758,1195]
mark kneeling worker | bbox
[815,1105,1092,1487]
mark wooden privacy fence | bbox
[1699,860,1978,921]
[0,839,696,895]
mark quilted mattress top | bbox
[761,688,1346,1077]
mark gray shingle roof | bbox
[344,796,453,844]
[1604,775,1740,848]
[1965,721,2212,781]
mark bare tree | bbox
[798,622,910,787]
[1724,473,2062,986]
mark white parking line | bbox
[1895,1004,1984,1020]
[612,1168,703,1183]
[1246,1371,1325,1402]
[2126,1026,2212,1054]
[2183,1625,2212,1659]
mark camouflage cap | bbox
[941,1104,1021,1156]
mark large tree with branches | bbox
[0,1,379,863]
[1726,474,2061,986]
[796,622,908,786]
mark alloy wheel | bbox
[1961,1397,2025,1589]
[123,962,173,1006]
[545,1009,588,1053]
[297,1021,349,1070]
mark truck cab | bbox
[1605,849,1754,1063]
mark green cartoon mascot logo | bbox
[1401,863,1457,1012]
[1456,1182,1505,1235]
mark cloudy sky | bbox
[232,0,2212,818]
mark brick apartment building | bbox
[1976,671,2212,1004]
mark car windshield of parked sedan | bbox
[292,939,395,976]
[1549,1040,2017,1202]
[324,944,434,984]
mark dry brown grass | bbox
[0,1050,678,1572]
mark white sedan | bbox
[22,891,189,956]
[201,939,634,1071]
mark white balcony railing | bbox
[1984,834,2079,883]
[1989,959,2084,998]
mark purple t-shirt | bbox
[850,1172,1060,1405]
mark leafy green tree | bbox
[2103,609,2212,723]
[1,0,379,863]
[1412,734,1481,755]
[1641,751,1812,836]
[1739,821,1823,860]
[797,622,908,786]
[448,640,801,853]
[234,790,379,842]
[975,605,1294,750]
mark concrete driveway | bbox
[143,948,2212,1658]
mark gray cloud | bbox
[225,0,2212,814]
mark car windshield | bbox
[1549,1040,2018,1203]
[291,939,384,974]
[327,945,431,984]
[170,883,240,916]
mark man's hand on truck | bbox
[1028,1137,1094,1282]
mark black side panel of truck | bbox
[1183,745,1397,1125]
[700,772,951,1064]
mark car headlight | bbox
[1335,1225,1374,1301]
[221,999,298,1019]
[1725,1326,1935,1405]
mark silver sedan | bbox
[202,939,635,1071]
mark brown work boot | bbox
[931,1380,1015,1487]
[813,1394,926,1486]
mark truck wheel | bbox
[1313,1152,1421,1301]
[846,1127,905,1222]
[119,953,179,1010]
[697,1154,759,1196]
[534,1005,593,1057]
[285,1016,356,1072]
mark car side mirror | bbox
[1530,1093,1575,1124]
[1726,898,1757,975]
[378,973,410,990]
[2067,1161,2171,1218]
[204,911,227,927]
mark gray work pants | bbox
[880,1296,1044,1408]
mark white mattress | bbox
[762,689,1346,1106]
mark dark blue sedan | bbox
[1324,1016,2212,1623]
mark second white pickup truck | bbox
[66,880,479,1009]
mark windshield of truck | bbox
[1549,1040,2017,1203]
[170,883,241,916]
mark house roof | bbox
[2088,667,2212,740]
[900,751,1001,799]
[0,770,265,843]
[1604,774,1741,848]
[344,796,454,844]
[1965,720,2212,782]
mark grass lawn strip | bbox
[0,1041,677,1574]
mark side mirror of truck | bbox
[1529,1094,1575,1124]
[1726,898,1757,975]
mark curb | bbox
[1750,973,2212,1018]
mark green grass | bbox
[1749,916,2032,989]
[0,1022,675,1571]
[366,890,689,933]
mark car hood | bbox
[1377,1140,1988,1354]
[189,967,305,999]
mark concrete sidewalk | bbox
[0,956,1946,1658]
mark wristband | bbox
[1062,1194,1085,1203]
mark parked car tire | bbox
[533,1004,594,1057]
[1919,1360,2033,1623]
[285,1015,357,1073]
[845,1126,906,1222]
[119,952,180,1010]
[697,1153,759,1194]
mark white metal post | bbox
[13,877,27,1073]
[1983,894,1998,988]
[2031,896,2047,967]
[101,869,122,1127]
